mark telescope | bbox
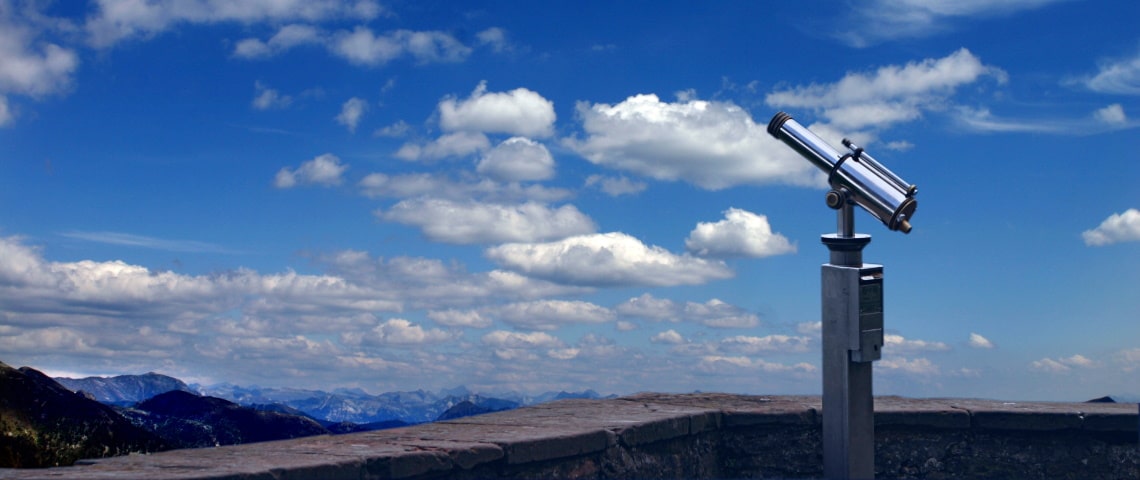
[767,112,917,234]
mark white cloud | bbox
[685,208,796,259]
[1115,348,1140,372]
[766,48,1005,130]
[1094,104,1127,125]
[487,300,614,331]
[567,94,820,190]
[697,356,816,374]
[378,199,596,244]
[968,332,994,349]
[477,137,555,182]
[475,27,509,53]
[0,6,79,122]
[336,96,368,132]
[0,95,10,126]
[1083,49,1140,95]
[427,309,492,328]
[332,27,470,66]
[274,153,347,188]
[884,334,951,354]
[613,294,758,328]
[651,330,685,345]
[877,357,940,376]
[584,175,647,197]
[1031,354,1098,373]
[837,0,1068,47]
[86,0,383,48]
[720,334,811,354]
[373,120,410,138]
[233,24,323,59]
[615,293,679,322]
[953,106,1070,134]
[439,81,556,137]
[357,172,570,203]
[683,299,759,328]
[481,330,563,349]
[797,321,822,337]
[251,81,292,110]
[344,318,455,346]
[1082,209,1140,246]
[395,131,490,162]
[485,232,734,287]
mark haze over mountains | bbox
[1,360,610,468]
[57,371,609,424]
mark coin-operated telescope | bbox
[767,111,917,235]
[767,111,919,480]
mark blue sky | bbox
[1,0,1138,401]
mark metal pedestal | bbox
[821,233,882,480]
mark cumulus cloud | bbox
[274,153,347,188]
[1082,209,1140,246]
[439,81,556,137]
[378,199,596,244]
[1083,49,1140,95]
[968,332,994,349]
[766,48,1006,130]
[86,0,383,48]
[485,233,734,287]
[584,175,647,197]
[797,321,822,337]
[1094,104,1127,125]
[252,81,292,110]
[234,24,323,58]
[395,131,490,162]
[615,293,679,322]
[651,329,685,345]
[476,137,555,182]
[0,5,79,125]
[482,330,563,348]
[344,318,455,346]
[331,27,470,66]
[486,300,614,331]
[683,299,759,328]
[685,208,796,259]
[336,96,368,132]
[1031,354,1097,373]
[566,94,820,190]
[475,27,510,53]
[613,293,757,327]
[427,309,492,329]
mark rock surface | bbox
[2,394,1136,479]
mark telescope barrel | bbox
[766,111,845,173]
[767,112,917,234]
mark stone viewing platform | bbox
[3,393,1137,479]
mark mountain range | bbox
[1,360,613,468]
[59,372,610,425]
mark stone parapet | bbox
[2,394,1136,479]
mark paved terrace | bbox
[3,394,1137,479]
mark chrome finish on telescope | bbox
[768,112,918,234]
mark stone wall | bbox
[3,394,1136,479]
